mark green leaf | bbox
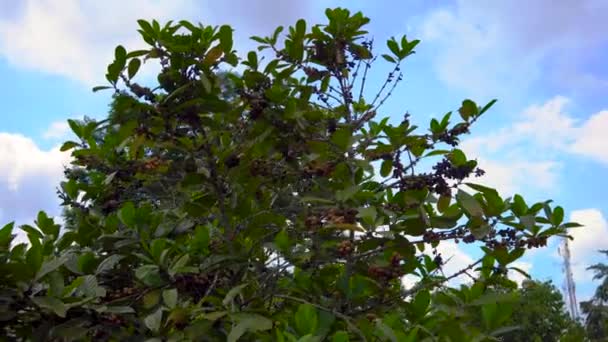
[411,290,431,318]
[163,289,178,309]
[381,54,396,63]
[127,58,142,79]
[105,306,135,314]
[144,308,163,333]
[218,25,233,52]
[331,128,352,151]
[512,195,528,216]
[437,195,451,213]
[143,290,161,309]
[561,222,583,228]
[36,211,59,238]
[295,303,318,336]
[357,206,377,225]
[79,275,106,297]
[274,229,290,251]
[479,99,498,115]
[26,241,43,273]
[295,19,306,36]
[456,190,484,217]
[192,225,210,253]
[135,265,164,287]
[96,255,124,275]
[33,296,67,317]
[92,86,112,92]
[36,254,69,281]
[118,202,136,227]
[77,252,97,274]
[520,215,536,231]
[470,218,491,239]
[465,183,497,195]
[481,303,497,330]
[67,119,83,138]
[448,149,467,166]
[380,159,393,177]
[228,314,273,342]
[60,141,79,151]
[387,38,400,57]
[0,222,14,246]
[332,331,350,342]
[552,206,564,226]
[114,45,127,65]
[137,19,156,36]
[336,185,360,202]
[200,311,228,321]
[458,99,478,121]
[246,51,258,70]
[300,196,334,205]
[170,254,190,276]
[375,319,398,342]
[223,284,248,307]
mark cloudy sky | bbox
[1,0,607,306]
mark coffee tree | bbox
[0,8,580,341]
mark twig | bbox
[370,62,401,108]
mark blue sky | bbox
[1,0,607,308]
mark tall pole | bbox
[560,237,579,319]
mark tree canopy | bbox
[500,280,582,342]
[581,250,608,340]
[0,8,581,341]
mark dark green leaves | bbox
[227,314,273,342]
[458,99,478,121]
[144,308,163,332]
[456,190,484,217]
[192,225,210,254]
[33,297,67,318]
[380,159,393,177]
[0,222,14,247]
[295,303,318,336]
[127,58,142,79]
[218,25,233,52]
[118,202,136,227]
[0,10,575,342]
[274,229,290,251]
[331,128,352,151]
[135,265,164,287]
[386,36,420,61]
[106,45,127,84]
[59,141,79,151]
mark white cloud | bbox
[462,156,560,196]
[418,0,608,97]
[0,0,199,85]
[0,133,71,223]
[460,96,608,195]
[570,110,608,164]
[43,121,70,139]
[566,209,608,284]
[0,0,316,86]
[437,241,476,285]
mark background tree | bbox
[501,280,580,342]
[0,8,580,341]
[581,250,608,340]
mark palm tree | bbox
[580,250,608,340]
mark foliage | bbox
[581,250,608,340]
[0,8,580,341]
[498,280,580,342]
